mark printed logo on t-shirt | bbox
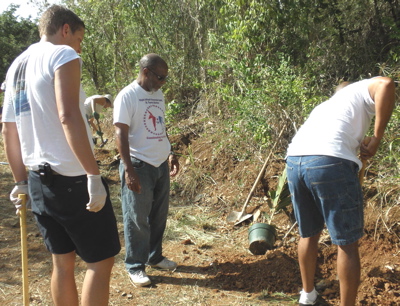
[142,101,166,140]
[12,58,31,117]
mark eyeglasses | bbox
[146,67,168,82]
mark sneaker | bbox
[299,289,317,305]
[128,270,151,287]
[152,258,177,270]
[299,296,328,306]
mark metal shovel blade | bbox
[226,210,253,224]
[234,213,253,225]
[226,211,241,223]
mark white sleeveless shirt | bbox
[286,78,376,168]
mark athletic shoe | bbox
[299,289,317,305]
[299,296,328,306]
[128,270,151,287]
[152,257,177,270]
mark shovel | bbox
[18,194,29,305]
[93,112,108,148]
[358,136,371,185]
[226,126,286,225]
[359,159,367,185]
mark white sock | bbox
[299,287,317,304]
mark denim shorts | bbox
[286,155,364,245]
[28,171,121,263]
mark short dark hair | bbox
[39,5,85,37]
[335,81,352,93]
[139,53,168,71]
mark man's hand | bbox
[169,154,180,177]
[10,184,30,215]
[125,168,141,193]
[87,174,107,212]
[360,136,379,160]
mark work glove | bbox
[93,111,100,120]
[10,184,30,215]
[96,130,104,137]
[87,174,107,212]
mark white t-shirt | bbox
[286,78,376,169]
[84,94,104,118]
[2,41,92,176]
[113,80,171,167]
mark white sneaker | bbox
[128,270,151,287]
[299,288,318,305]
[152,258,177,270]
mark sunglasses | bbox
[146,67,168,82]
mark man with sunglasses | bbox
[113,53,179,287]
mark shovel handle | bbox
[359,159,367,185]
[18,194,29,306]
[95,118,102,133]
[94,117,107,144]
[358,136,370,186]
[239,126,286,214]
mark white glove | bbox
[10,184,30,215]
[87,174,107,212]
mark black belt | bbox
[34,170,61,175]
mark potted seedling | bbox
[248,168,292,255]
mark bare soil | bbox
[0,118,399,305]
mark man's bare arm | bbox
[114,122,141,193]
[361,77,396,159]
[2,122,27,182]
[55,59,100,175]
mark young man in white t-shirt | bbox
[286,77,395,305]
[2,5,120,305]
[114,53,179,287]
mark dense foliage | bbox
[0,5,39,86]
[64,1,400,123]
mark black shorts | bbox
[28,171,121,263]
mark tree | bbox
[0,5,39,83]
